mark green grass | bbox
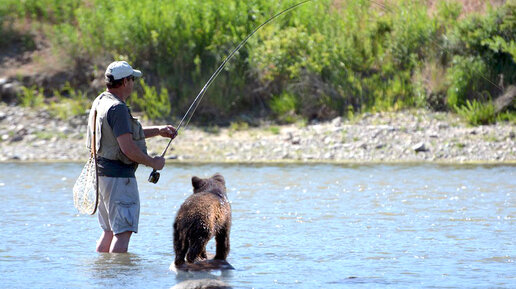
[19,86,45,108]
[456,100,496,125]
[269,126,280,135]
[17,83,90,120]
[229,121,249,131]
[35,130,66,140]
[2,0,515,125]
[203,125,221,135]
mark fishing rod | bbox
[148,0,313,183]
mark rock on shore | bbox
[0,104,514,163]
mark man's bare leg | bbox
[110,231,133,253]
[96,231,114,253]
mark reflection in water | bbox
[88,253,143,280]
[171,262,234,289]
[171,279,232,289]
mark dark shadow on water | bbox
[170,259,234,289]
[328,276,392,285]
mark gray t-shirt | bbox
[97,104,138,177]
[108,103,132,138]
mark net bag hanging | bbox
[73,110,99,215]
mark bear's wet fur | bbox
[173,173,231,267]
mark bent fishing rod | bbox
[148,0,313,183]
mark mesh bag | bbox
[73,156,98,215]
[73,109,98,215]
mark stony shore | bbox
[0,104,514,164]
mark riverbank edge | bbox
[1,105,514,163]
[2,159,515,166]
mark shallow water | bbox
[0,163,514,289]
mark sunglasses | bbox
[126,75,135,81]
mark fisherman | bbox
[87,61,177,253]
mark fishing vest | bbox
[86,91,147,165]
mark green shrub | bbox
[229,121,249,131]
[445,2,516,110]
[456,99,496,125]
[269,92,298,124]
[48,99,84,120]
[48,83,90,119]
[3,0,515,123]
[269,126,280,135]
[19,86,45,108]
[3,0,81,23]
[128,79,171,120]
[15,82,90,120]
[497,111,516,124]
[446,56,488,108]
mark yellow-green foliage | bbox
[229,121,249,131]
[269,92,299,124]
[1,0,515,124]
[456,100,496,125]
[128,79,171,121]
[19,86,44,108]
[18,82,90,119]
[48,83,90,120]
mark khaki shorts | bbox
[97,176,140,235]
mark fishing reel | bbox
[148,169,160,183]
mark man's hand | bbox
[118,133,166,169]
[158,125,178,139]
[143,125,178,139]
[150,156,165,171]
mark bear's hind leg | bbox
[174,227,187,266]
[214,228,230,260]
[200,248,207,260]
[186,237,209,263]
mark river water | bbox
[0,163,514,288]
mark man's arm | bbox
[143,125,177,139]
[117,133,165,170]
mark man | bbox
[87,61,177,253]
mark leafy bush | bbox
[2,0,81,23]
[19,86,45,108]
[456,99,496,125]
[497,111,516,124]
[17,82,89,119]
[446,56,488,108]
[445,2,516,110]
[2,0,515,125]
[269,92,298,124]
[229,121,249,131]
[48,83,90,119]
[128,79,171,121]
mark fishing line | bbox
[182,0,314,130]
[150,0,502,183]
[148,0,313,183]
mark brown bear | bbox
[173,173,232,268]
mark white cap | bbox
[105,61,142,80]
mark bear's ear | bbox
[192,176,205,190]
[212,173,225,185]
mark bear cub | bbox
[173,173,231,267]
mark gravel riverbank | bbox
[0,104,514,164]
